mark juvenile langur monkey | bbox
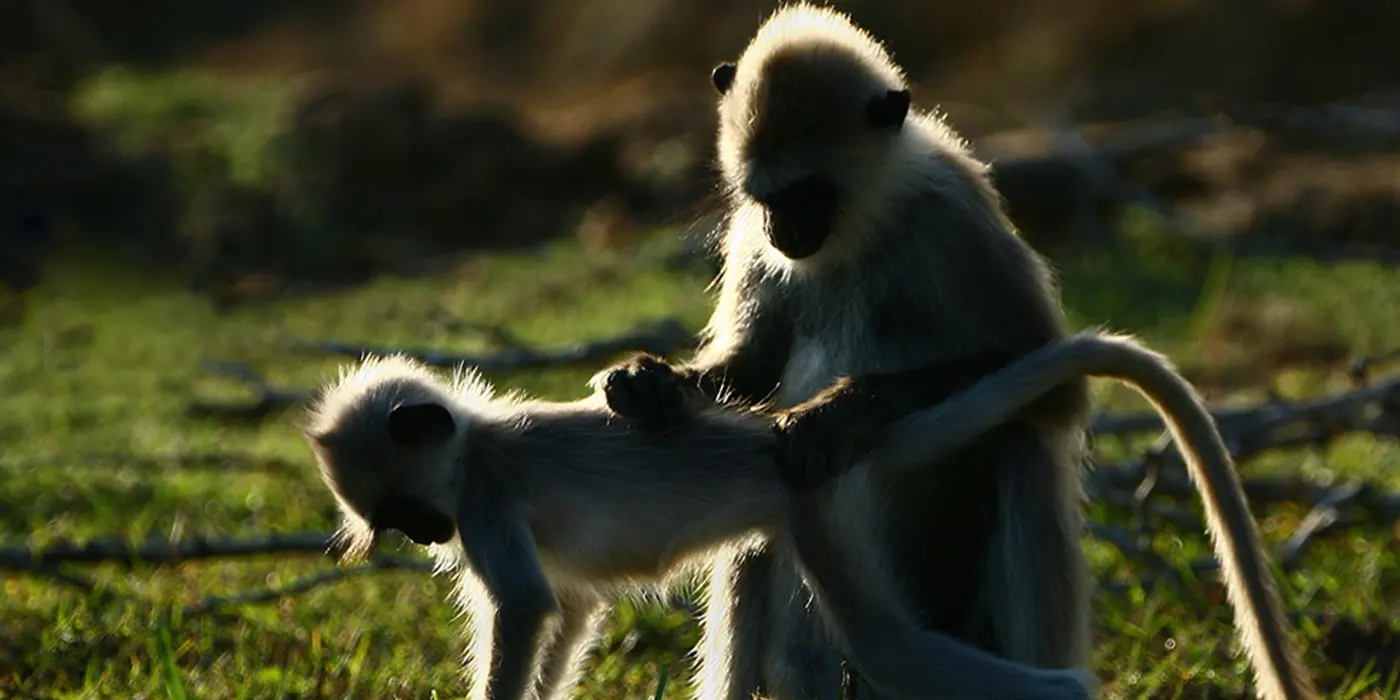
[303,354,1097,700]
[595,4,1316,700]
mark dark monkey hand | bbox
[774,380,884,492]
[599,353,694,431]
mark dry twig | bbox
[1089,370,1400,439]
[290,317,695,373]
[183,555,435,617]
[186,319,698,423]
[0,531,337,568]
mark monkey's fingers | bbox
[600,368,656,418]
[603,363,696,432]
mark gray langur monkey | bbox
[303,354,1097,700]
[594,4,1317,700]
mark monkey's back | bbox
[502,399,789,584]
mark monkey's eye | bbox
[712,63,737,95]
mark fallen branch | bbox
[289,317,696,373]
[187,319,699,423]
[0,531,337,568]
[16,562,100,592]
[186,359,313,423]
[1089,369,1400,438]
[1220,101,1400,140]
[1279,481,1364,568]
[184,555,435,617]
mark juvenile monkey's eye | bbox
[712,63,738,95]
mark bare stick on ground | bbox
[187,319,698,423]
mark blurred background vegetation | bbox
[3,0,1400,698]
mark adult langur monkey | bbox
[594,3,1317,700]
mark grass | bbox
[70,67,302,193]
[4,219,1400,697]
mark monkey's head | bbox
[713,4,910,262]
[304,355,472,560]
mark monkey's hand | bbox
[595,353,695,432]
[774,379,884,492]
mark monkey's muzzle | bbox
[760,175,840,260]
[371,495,457,545]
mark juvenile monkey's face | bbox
[307,400,462,553]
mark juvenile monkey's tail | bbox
[868,331,1319,700]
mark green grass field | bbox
[4,224,1400,699]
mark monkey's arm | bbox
[457,488,560,700]
[775,353,1019,490]
[684,292,796,406]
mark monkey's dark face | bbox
[710,54,912,260]
[307,396,463,550]
[365,401,459,545]
[370,493,456,546]
[754,174,841,260]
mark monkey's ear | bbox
[712,63,737,95]
[387,402,456,446]
[867,89,910,130]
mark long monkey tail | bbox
[865,331,1319,700]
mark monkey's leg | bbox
[786,495,1095,700]
[694,542,776,700]
[761,548,845,700]
[982,424,1092,669]
[532,592,605,700]
[463,580,558,700]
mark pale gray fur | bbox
[672,4,1314,700]
[304,354,1096,700]
[528,591,606,700]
